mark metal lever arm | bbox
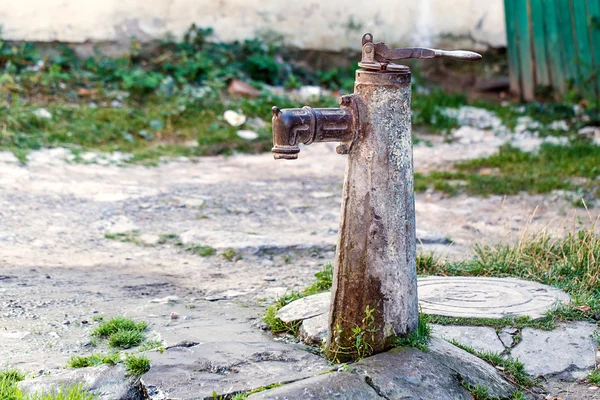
[375,44,482,62]
[359,33,482,71]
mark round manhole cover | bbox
[418,276,570,319]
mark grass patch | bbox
[92,317,148,338]
[104,231,139,243]
[589,369,600,385]
[123,355,150,377]
[394,313,432,352]
[221,248,242,262]
[263,263,332,334]
[186,244,216,257]
[461,382,525,400]
[67,353,120,368]
[449,340,536,389]
[107,330,145,349]
[415,141,600,198]
[91,317,148,349]
[0,369,92,400]
[427,315,555,331]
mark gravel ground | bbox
[1,130,598,397]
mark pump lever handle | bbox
[373,43,482,62]
[359,33,482,72]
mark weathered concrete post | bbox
[326,67,417,361]
[271,33,481,362]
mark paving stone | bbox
[250,338,516,400]
[246,372,378,399]
[19,365,139,400]
[419,276,570,319]
[141,341,331,399]
[276,292,330,323]
[298,312,328,345]
[510,322,598,380]
[498,327,517,348]
[431,325,505,353]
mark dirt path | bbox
[1,140,597,376]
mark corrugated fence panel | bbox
[516,0,536,100]
[530,0,550,86]
[573,0,595,98]
[544,0,567,92]
[505,0,600,102]
[505,0,522,93]
[587,0,600,99]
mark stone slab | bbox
[276,292,330,323]
[498,327,517,348]
[418,276,570,319]
[510,322,598,380]
[246,372,379,400]
[277,277,570,330]
[298,313,328,346]
[249,338,516,400]
[141,341,331,399]
[18,365,139,400]
[431,325,506,353]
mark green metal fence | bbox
[504,0,600,101]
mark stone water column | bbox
[271,33,481,362]
[326,69,418,361]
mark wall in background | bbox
[0,0,506,51]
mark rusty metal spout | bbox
[271,102,356,160]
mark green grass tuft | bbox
[104,231,139,243]
[92,317,148,338]
[263,263,333,334]
[67,353,120,368]
[221,248,242,262]
[186,245,216,257]
[449,340,536,389]
[394,313,431,352]
[91,317,148,349]
[589,369,600,385]
[0,369,92,400]
[123,355,150,377]
[108,330,145,349]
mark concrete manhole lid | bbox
[418,276,571,319]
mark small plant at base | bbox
[263,263,334,334]
[263,292,303,334]
[328,305,379,362]
[352,305,378,359]
[303,262,333,296]
[394,313,431,352]
[68,353,120,368]
[588,369,600,385]
[124,354,150,377]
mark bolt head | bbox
[338,96,351,106]
[336,144,350,154]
